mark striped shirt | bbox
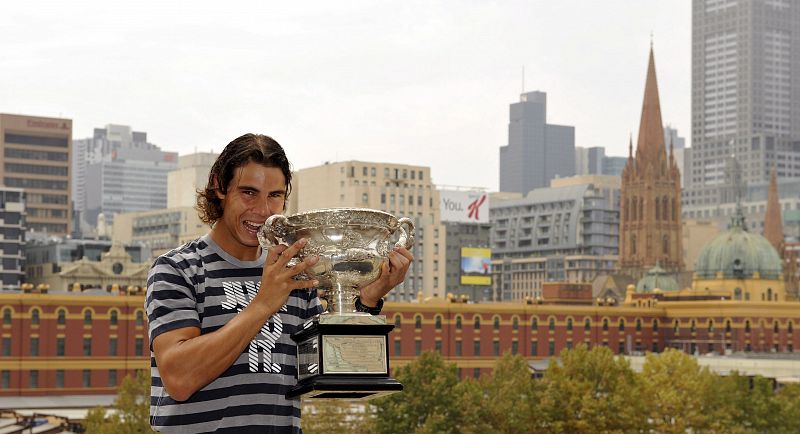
[146,234,321,433]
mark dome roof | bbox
[694,210,782,280]
[636,263,680,293]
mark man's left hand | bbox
[359,247,413,307]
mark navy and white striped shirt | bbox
[146,234,321,433]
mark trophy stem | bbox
[326,283,362,315]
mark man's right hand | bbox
[254,238,320,314]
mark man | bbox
[146,134,412,433]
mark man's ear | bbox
[213,178,226,200]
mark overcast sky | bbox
[2,1,691,191]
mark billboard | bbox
[439,190,489,223]
[460,247,492,286]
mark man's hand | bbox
[359,247,413,307]
[252,238,320,315]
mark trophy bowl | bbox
[258,208,415,315]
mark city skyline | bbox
[2,1,691,192]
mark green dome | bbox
[636,263,680,293]
[694,211,782,280]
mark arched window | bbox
[635,319,642,331]
[31,308,40,326]
[110,310,118,326]
[2,308,11,325]
[767,288,773,301]
[512,317,519,331]
[493,316,500,331]
[745,320,751,333]
[414,315,422,329]
[603,318,609,331]
[136,311,145,327]
[531,317,538,331]
[774,321,779,333]
[584,318,591,332]
[652,320,659,332]
[435,315,442,330]
[619,319,625,331]
[566,318,573,332]
[789,322,794,333]
[708,320,714,332]
[84,310,93,326]
[631,234,637,255]
[394,314,402,328]
[455,316,462,330]
[734,288,742,300]
[474,316,481,330]
[690,320,696,333]
[57,309,66,325]
[725,320,731,333]
[673,320,679,333]
[548,317,555,331]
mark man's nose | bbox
[253,196,273,217]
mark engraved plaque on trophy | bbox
[258,208,413,399]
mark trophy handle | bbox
[258,214,290,248]
[395,217,415,250]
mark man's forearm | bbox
[154,301,276,401]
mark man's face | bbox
[212,161,287,260]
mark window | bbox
[726,320,732,333]
[531,317,538,330]
[636,319,642,331]
[2,337,10,356]
[473,340,480,355]
[549,318,555,331]
[455,316,462,330]
[435,316,442,330]
[618,342,625,355]
[511,341,518,355]
[690,320,696,333]
[493,316,500,331]
[603,319,609,331]
[30,370,38,388]
[83,337,92,356]
[30,337,39,356]
[31,309,40,326]
[473,368,480,378]
[414,339,421,356]
[774,322,779,333]
[394,339,401,356]
[493,340,500,356]
[1,371,8,389]
[653,320,659,332]
[57,309,66,325]
[110,310,118,326]
[394,315,402,328]
[745,320,751,333]
[585,318,591,332]
[619,319,625,331]
[83,370,91,387]
[135,337,144,356]
[435,340,442,353]
[84,310,92,326]
[512,317,519,331]
[56,337,65,356]
[2,308,11,325]
[415,315,422,329]
[708,320,714,333]
[56,370,64,388]
[566,318,573,332]
[455,340,462,356]
[109,337,118,356]
[474,316,481,330]
[548,340,555,356]
[108,370,118,387]
[531,341,538,356]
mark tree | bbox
[84,370,154,434]
[371,351,462,434]
[775,383,800,433]
[639,349,717,433]
[301,399,374,434]
[536,345,646,433]
[477,353,539,433]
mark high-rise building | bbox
[687,0,800,206]
[0,114,72,236]
[0,187,25,290]
[499,91,575,194]
[167,152,218,209]
[74,125,177,228]
[575,147,605,175]
[619,47,684,278]
[290,161,445,301]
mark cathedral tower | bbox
[619,47,684,279]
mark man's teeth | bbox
[244,221,263,230]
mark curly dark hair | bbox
[196,133,292,225]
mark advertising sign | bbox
[460,247,492,286]
[439,190,489,223]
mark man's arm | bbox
[359,247,413,308]
[152,239,318,401]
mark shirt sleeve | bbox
[145,255,201,350]
[304,288,324,320]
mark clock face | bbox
[112,262,123,275]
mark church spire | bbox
[764,167,784,257]
[635,45,667,166]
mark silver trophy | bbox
[258,208,414,399]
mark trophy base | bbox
[288,317,402,400]
[288,376,403,400]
